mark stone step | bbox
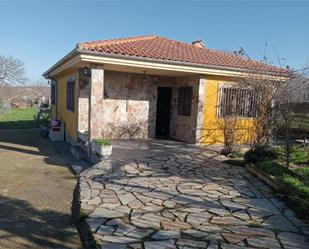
[70,145,88,160]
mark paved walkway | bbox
[80,140,309,249]
[0,129,82,249]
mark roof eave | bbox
[42,48,79,78]
[76,48,291,78]
[42,47,291,80]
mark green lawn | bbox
[278,146,309,165]
[0,108,37,129]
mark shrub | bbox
[244,145,278,164]
[94,138,112,146]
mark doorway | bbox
[156,87,172,138]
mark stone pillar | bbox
[89,68,104,140]
[195,77,206,144]
[77,70,90,132]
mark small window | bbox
[218,87,259,118]
[177,87,192,116]
[51,82,56,105]
[66,79,75,111]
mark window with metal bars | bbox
[177,87,192,116]
[218,87,259,118]
[66,79,75,111]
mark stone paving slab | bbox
[79,139,309,249]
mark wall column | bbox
[195,77,206,144]
[88,68,104,141]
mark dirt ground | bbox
[0,129,82,249]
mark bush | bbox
[94,138,112,146]
[244,145,278,164]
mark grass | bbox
[289,147,308,165]
[296,166,309,184]
[0,108,37,129]
[255,160,309,219]
[94,138,112,146]
[229,150,244,158]
[256,161,291,177]
[278,145,308,165]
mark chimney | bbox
[191,39,205,48]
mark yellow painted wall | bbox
[52,70,79,139]
[202,76,256,145]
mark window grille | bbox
[218,87,259,118]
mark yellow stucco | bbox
[202,76,256,145]
[51,70,79,139]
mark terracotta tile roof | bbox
[77,35,288,75]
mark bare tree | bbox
[239,66,309,168]
[0,56,26,106]
[219,115,238,155]
[0,56,26,86]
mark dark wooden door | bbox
[156,87,172,137]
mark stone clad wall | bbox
[78,70,89,132]
[169,76,201,143]
[77,70,203,143]
[101,71,172,139]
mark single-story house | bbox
[43,35,288,146]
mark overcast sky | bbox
[0,0,308,82]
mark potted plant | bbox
[48,118,64,141]
[91,138,112,157]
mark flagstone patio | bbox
[79,140,309,249]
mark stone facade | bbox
[170,76,201,143]
[90,69,104,139]
[78,70,204,143]
[77,69,89,132]
[100,71,164,139]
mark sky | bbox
[0,0,308,82]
